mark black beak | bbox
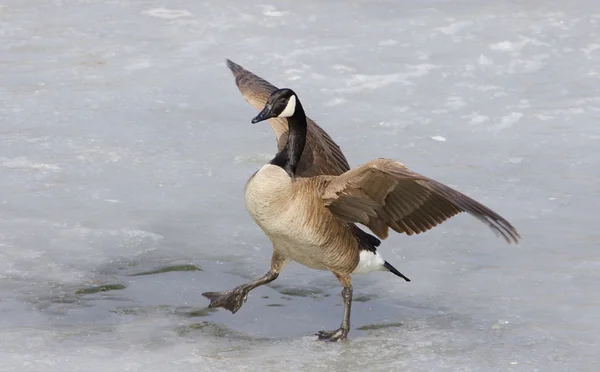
[251,105,274,124]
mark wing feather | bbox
[322,158,520,243]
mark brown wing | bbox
[226,59,350,177]
[321,158,521,243]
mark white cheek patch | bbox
[277,95,296,118]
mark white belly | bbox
[244,164,327,270]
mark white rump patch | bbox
[277,95,296,118]
[352,251,386,274]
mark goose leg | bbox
[202,251,287,314]
[317,274,353,342]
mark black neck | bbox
[269,100,307,178]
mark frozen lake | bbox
[1,0,599,370]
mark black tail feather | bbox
[384,261,411,282]
[352,225,381,252]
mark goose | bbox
[202,87,521,341]
[225,59,350,177]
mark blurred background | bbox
[1,0,598,371]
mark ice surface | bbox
[1,0,599,371]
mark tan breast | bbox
[244,164,293,233]
[244,167,360,272]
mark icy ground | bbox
[1,0,599,371]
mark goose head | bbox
[251,88,298,124]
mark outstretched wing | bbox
[226,59,350,177]
[321,158,520,243]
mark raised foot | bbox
[316,328,348,342]
[202,287,248,314]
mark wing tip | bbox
[225,58,243,74]
[425,180,522,245]
[484,215,521,244]
[503,227,522,245]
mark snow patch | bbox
[260,5,288,17]
[233,153,274,164]
[332,64,356,73]
[336,64,439,93]
[478,54,493,65]
[471,116,489,124]
[490,40,530,52]
[125,60,153,71]
[378,39,398,46]
[582,44,600,56]
[493,112,523,131]
[445,96,467,109]
[436,21,472,35]
[505,157,523,164]
[142,8,192,19]
[323,97,347,106]
[0,157,61,172]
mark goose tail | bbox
[383,261,411,282]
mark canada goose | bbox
[203,88,521,341]
[225,59,350,177]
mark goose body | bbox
[245,164,331,271]
[203,62,521,342]
[245,164,382,274]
